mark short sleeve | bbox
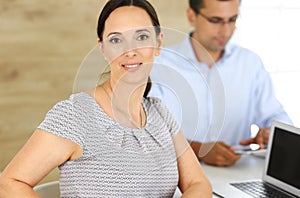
[38,97,86,148]
[149,97,181,137]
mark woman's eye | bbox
[137,34,149,41]
[109,37,121,44]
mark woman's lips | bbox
[121,63,142,71]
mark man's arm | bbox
[189,141,241,166]
[240,127,270,148]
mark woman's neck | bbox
[108,80,145,111]
[100,80,146,128]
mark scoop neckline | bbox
[79,91,149,132]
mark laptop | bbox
[213,120,300,198]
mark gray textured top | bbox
[38,92,180,197]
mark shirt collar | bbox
[223,42,234,59]
[176,31,234,64]
[176,32,198,62]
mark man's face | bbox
[188,0,240,55]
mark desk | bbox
[173,155,265,198]
[201,154,265,197]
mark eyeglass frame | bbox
[196,11,238,26]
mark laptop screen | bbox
[267,126,300,189]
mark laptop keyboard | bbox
[230,181,294,198]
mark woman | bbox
[0,0,212,197]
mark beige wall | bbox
[0,0,191,184]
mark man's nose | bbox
[218,23,235,36]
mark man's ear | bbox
[155,32,163,56]
[187,7,197,27]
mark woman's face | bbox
[101,6,161,86]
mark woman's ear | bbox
[155,32,163,56]
[98,38,107,60]
[98,38,103,53]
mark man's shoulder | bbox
[157,47,186,60]
[227,43,261,59]
[168,41,186,51]
[225,44,265,71]
[155,45,193,65]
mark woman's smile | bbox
[121,62,143,72]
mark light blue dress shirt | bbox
[149,34,292,146]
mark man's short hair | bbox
[189,0,241,14]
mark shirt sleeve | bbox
[150,97,181,137]
[253,59,292,127]
[38,97,86,149]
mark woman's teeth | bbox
[123,64,140,68]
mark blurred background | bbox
[1,0,299,184]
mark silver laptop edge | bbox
[262,120,300,197]
[212,120,300,197]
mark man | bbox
[149,0,292,166]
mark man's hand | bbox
[239,127,270,148]
[190,141,241,166]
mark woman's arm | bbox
[173,132,212,198]
[0,129,81,198]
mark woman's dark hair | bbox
[97,0,161,42]
[143,77,152,97]
[97,0,160,97]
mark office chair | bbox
[34,180,60,198]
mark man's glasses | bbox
[197,11,238,27]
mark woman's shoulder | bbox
[144,96,163,106]
[69,91,94,102]
[58,92,94,105]
[49,92,95,115]
[144,96,169,113]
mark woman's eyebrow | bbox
[107,32,121,38]
[135,29,151,33]
[106,29,151,38]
